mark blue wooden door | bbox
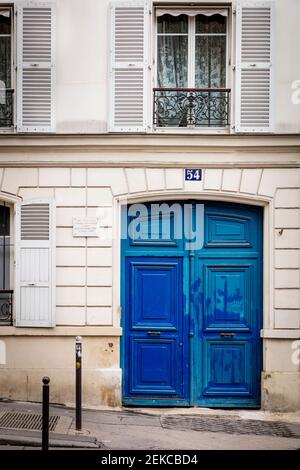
[122,201,262,407]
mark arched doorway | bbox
[121,200,263,408]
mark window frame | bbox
[0,4,15,132]
[0,201,13,291]
[152,6,232,133]
[0,200,14,326]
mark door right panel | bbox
[193,203,263,407]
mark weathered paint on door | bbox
[193,203,263,407]
[121,201,263,407]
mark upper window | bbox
[0,7,13,129]
[154,11,229,129]
[0,4,56,133]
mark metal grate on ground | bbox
[160,415,300,439]
[0,411,72,434]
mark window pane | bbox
[157,14,188,34]
[0,243,11,289]
[196,14,226,34]
[0,205,10,290]
[0,10,11,35]
[0,206,10,236]
[195,36,226,88]
[0,37,11,87]
[157,36,188,88]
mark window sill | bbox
[152,126,231,135]
[0,127,15,134]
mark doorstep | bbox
[122,406,300,424]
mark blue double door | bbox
[121,201,263,407]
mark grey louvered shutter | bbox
[16,199,56,327]
[235,1,274,133]
[17,2,56,132]
[109,1,149,132]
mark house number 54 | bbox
[184,169,202,181]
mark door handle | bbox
[147,331,161,335]
[220,332,236,337]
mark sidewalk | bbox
[0,400,300,450]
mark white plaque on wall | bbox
[73,217,100,237]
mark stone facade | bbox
[0,135,299,410]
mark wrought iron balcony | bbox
[0,89,14,128]
[153,88,230,128]
[0,290,13,325]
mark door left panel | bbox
[123,257,188,404]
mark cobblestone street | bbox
[0,401,299,450]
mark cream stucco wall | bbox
[0,0,299,133]
[0,336,121,407]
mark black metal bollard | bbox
[75,336,82,430]
[42,376,50,451]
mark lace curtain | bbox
[0,9,11,124]
[0,10,11,88]
[157,13,226,89]
[157,14,188,88]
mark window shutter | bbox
[109,1,150,132]
[235,1,274,133]
[15,199,56,327]
[17,2,56,133]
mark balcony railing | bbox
[0,89,14,128]
[0,290,13,325]
[153,88,230,128]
